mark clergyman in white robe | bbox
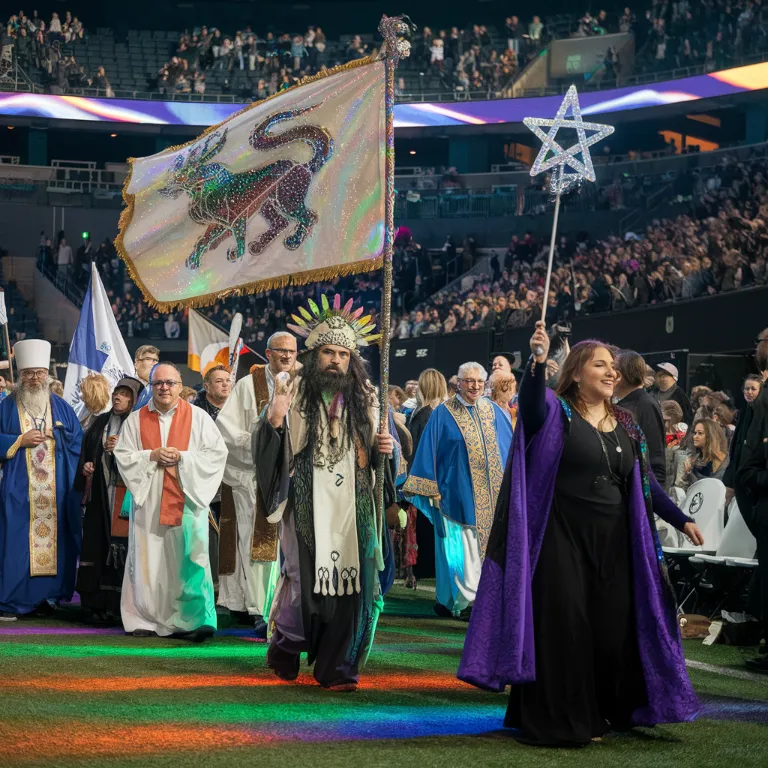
[215,371,276,619]
[115,400,227,636]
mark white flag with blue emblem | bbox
[63,263,136,420]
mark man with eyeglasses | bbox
[215,331,297,637]
[114,362,227,641]
[0,340,83,622]
[403,361,513,618]
[132,345,160,410]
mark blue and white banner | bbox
[63,263,136,420]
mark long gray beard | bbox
[19,385,50,419]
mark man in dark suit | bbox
[737,329,768,674]
[614,350,666,486]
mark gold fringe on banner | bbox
[115,54,385,312]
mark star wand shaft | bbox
[534,189,562,357]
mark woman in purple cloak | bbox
[458,322,703,747]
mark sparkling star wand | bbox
[523,86,614,356]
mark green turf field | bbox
[1,585,766,767]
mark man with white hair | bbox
[404,361,513,616]
[214,331,297,635]
[0,340,83,621]
[114,362,227,640]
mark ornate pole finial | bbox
[378,14,412,64]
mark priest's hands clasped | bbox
[150,447,181,467]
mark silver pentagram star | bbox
[523,85,614,194]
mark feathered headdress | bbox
[287,294,381,353]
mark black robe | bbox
[75,412,127,617]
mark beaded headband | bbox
[287,294,381,352]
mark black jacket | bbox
[652,384,692,425]
[408,405,434,457]
[619,388,667,486]
[737,387,768,536]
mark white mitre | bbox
[13,339,51,371]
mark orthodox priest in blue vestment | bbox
[403,362,512,614]
[0,340,83,619]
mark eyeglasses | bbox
[21,370,48,379]
[151,380,181,388]
[137,356,159,364]
[268,348,297,356]
[459,378,485,386]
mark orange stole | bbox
[139,399,193,526]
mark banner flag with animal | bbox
[116,56,387,310]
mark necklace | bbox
[588,420,623,487]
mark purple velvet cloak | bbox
[457,389,699,727]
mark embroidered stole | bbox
[249,365,278,562]
[139,399,192,526]
[251,365,271,414]
[443,397,504,559]
[20,399,57,577]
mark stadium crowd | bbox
[34,146,768,346]
[392,150,768,338]
[6,1,768,101]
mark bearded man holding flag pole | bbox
[115,15,413,666]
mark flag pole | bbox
[376,15,410,525]
[3,323,12,385]
[0,289,11,385]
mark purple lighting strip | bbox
[0,62,765,128]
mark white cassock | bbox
[114,401,227,635]
[215,374,276,617]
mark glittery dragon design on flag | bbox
[159,105,333,271]
[118,55,387,310]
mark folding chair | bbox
[663,479,726,612]
[688,499,757,617]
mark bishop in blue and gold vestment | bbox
[0,340,83,618]
[403,362,512,614]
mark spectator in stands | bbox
[712,403,736,440]
[661,400,686,494]
[92,65,113,96]
[164,314,181,339]
[181,385,198,403]
[55,236,73,283]
[48,12,61,42]
[743,374,763,405]
[528,16,544,44]
[651,362,692,424]
[13,26,32,70]
[674,418,729,492]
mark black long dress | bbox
[505,407,648,746]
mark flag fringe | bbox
[115,54,383,311]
